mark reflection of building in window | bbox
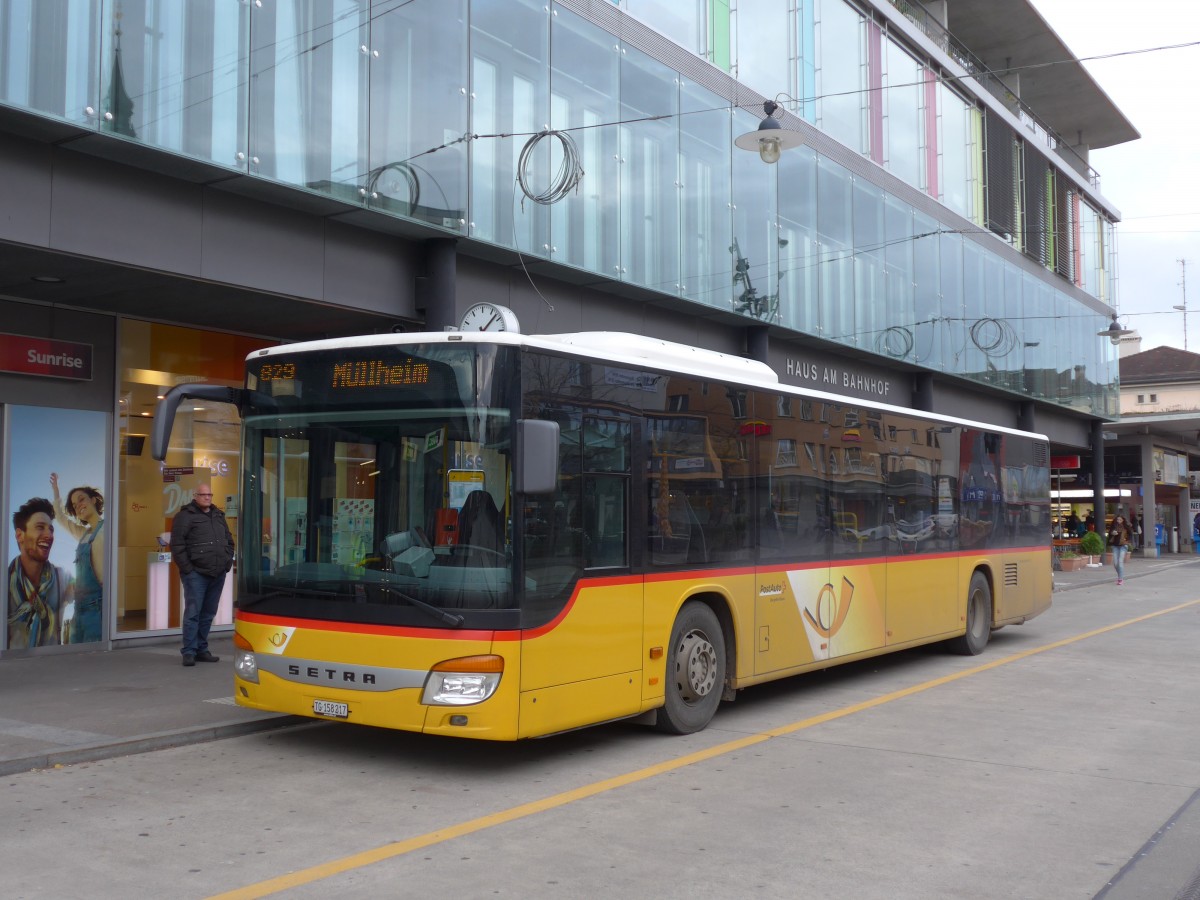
[776,439,797,467]
[804,442,819,472]
[669,393,689,411]
[726,389,747,418]
[800,399,814,421]
[777,396,792,417]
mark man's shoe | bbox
[182,654,196,667]
[194,650,220,663]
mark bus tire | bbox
[655,602,726,734]
[950,571,992,656]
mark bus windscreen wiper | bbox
[376,584,465,628]
[239,586,341,609]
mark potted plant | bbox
[1058,550,1085,572]
[1080,531,1105,566]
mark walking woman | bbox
[1107,514,1132,586]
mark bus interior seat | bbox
[457,490,503,553]
[652,491,706,564]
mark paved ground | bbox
[0,549,1194,778]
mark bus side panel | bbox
[885,554,960,646]
[992,548,1053,623]
[642,573,755,705]
[517,578,644,734]
[233,618,520,738]
[825,561,887,659]
[755,565,830,676]
[518,671,642,738]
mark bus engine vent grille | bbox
[1004,563,1019,587]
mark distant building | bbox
[1120,346,1200,414]
[1106,347,1200,552]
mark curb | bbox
[0,714,311,777]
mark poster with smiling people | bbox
[6,406,108,649]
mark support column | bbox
[745,326,769,365]
[1140,438,1157,555]
[913,373,934,412]
[1017,401,1035,434]
[1091,419,1106,529]
[418,238,458,332]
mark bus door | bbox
[519,413,641,732]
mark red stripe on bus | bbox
[237,546,1045,639]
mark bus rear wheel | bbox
[950,571,992,656]
[655,602,726,734]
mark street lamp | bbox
[735,100,804,164]
[1097,313,1133,346]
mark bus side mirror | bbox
[515,419,559,494]
[151,384,248,460]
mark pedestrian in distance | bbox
[170,484,234,667]
[1107,514,1132,586]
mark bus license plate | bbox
[312,699,349,719]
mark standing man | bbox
[8,497,73,648]
[171,483,234,667]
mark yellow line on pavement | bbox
[210,598,1200,900]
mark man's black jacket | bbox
[170,501,235,577]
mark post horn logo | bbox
[803,576,855,639]
[269,631,288,647]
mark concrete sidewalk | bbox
[2,551,1197,776]
[1052,546,1197,592]
[0,636,301,776]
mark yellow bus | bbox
[153,331,1051,740]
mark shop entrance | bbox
[115,322,272,635]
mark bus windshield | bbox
[238,343,519,629]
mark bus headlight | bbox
[235,649,260,683]
[422,655,503,706]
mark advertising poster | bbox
[6,406,108,649]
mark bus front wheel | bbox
[950,571,992,656]
[655,602,726,734]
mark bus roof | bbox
[251,330,1048,443]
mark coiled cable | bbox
[517,130,584,206]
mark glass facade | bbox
[0,0,1118,414]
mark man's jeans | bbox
[181,570,226,656]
